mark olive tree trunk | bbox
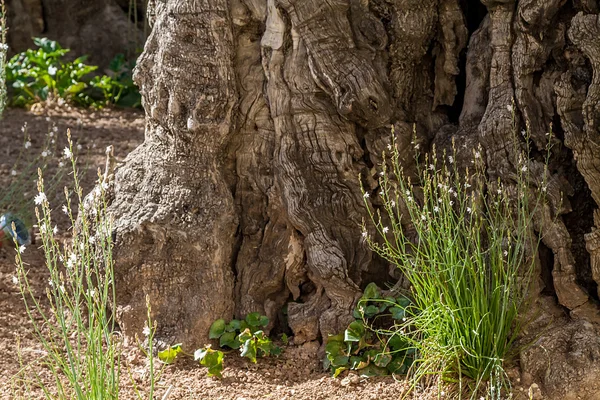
[106,0,600,396]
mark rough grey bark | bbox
[105,0,600,396]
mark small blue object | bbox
[0,213,31,246]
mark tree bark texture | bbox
[107,0,600,395]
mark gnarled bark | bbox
[104,0,600,396]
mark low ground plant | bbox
[158,313,282,378]
[361,132,545,398]
[325,283,416,378]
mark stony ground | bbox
[0,106,542,400]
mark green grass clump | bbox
[362,133,545,398]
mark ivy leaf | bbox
[359,364,388,377]
[388,333,408,351]
[387,356,409,375]
[226,319,242,332]
[255,331,273,356]
[390,306,406,320]
[240,338,257,363]
[238,328,253,343]
[333,366,347,378]
[396,296,411,309]
[344,321,365,342]
[330,355,349,368]
[209,319,226,339]
[219,331,241,349]
[349,355,369,370]
[373,352,392,368]
[271,346,283,356]
[196,347,224,378]
[363,282,381,300]
[158,343,183,364]
[245,312,264,327]
[364,305,380,318]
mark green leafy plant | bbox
[193,313,281,378]
[89,54,141,108]
[325,283,416,378]
[361,129,547,398]
[6,38,140,108]
[6,38,98,107]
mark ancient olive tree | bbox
[104,0,599,395]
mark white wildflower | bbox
[448,156,454,164]
[421,214,426,221]
[11,170,17,176]
[34,192,47,205]
[390,200,396,208]
[407,196,413,202]
[18,245,26,254]
[41,150,48,158]
[506,104,513,113]
[53,225,58,235]
[48,65,57,76]
[503,250,508,257]
[143,324,151,337]
[387,144,392,151]
[48,279,54,288]
[89,235,96,244]
[12,276,19,285]
[429,164,435,171]
[363,192,370,199]
[24,141,32,149]
[77,144,82,151]
[434,206,440,213]
[59,285,65,294]
[361,231,368,238]
[474,151,481,159]
[450,201,454,206]
[382,226,389,234]
[521,165,527,172]
[62,205,68,214]
[58,161,65,168]
[63,147,72,159]
[467,207,472,214]
[66,253,77,269]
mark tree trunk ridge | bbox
[105,0,600,396]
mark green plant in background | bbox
[0,0,8,118]
[6,38,99,107]
[324,283,416,378]
[6,38,140,108]
[361,132,546,398]
[90,54,141,108]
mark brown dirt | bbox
[0,106,542,400]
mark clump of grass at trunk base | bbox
[362,132,547,398]
[0,0,8,118]
[11,132,158,399]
